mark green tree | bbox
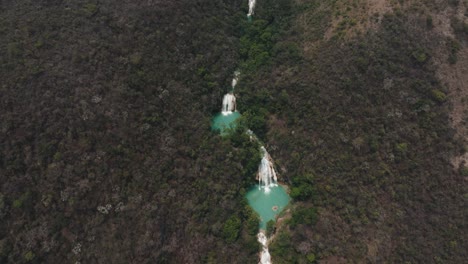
[222,216,242,243]
[290,207,318,227]
[266,220,276,236]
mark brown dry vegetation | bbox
[238,0,467,263]
[0,0,467,263]
[0,1,264,263]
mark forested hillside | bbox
[0,0,467,263]
[0,1,263,263]
[237,0,467,263]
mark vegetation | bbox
[237,0,466,263]
[289,207,318,228]
[266,220,276,237]
[222,215,242,243]
[0,0,465,263]
[0,1,259,263]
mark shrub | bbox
[460,166,468,176]
[244,206,260,235]
[431,89,447,103]
[426,16,433,29]
[83,3,98,17]
[269,231,296,262]
[266,219,276,236]
[447,38,461,64]
[307,253,316,263]
[290,174,316,201]
[395,143,408,153]
[412,49,428,64]
[24,251,35,262]
[290,207,318,227]
[222,215,242,243]
[12,192,30,209]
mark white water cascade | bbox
[245,133,279,263]
[215,2,287,262]
[257,146,278,192]
[258,232,271,264]
[255,146,278,263]
[247,0,256,17]
[221,71,240,115]
[221,93,236,114]
[232,70,240,88]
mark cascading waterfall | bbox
[257,146,278,192]
[221,93,236,114]
[254,146,278,264]
[211,72,242,132]
[210,2,290,264]
[247,0,256,17]
[221,71,240,115]
[232,70,240,88]
[258,232,271,264]
[217,86,282,264]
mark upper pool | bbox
[211,111,241,134]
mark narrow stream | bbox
[210,2,291,263]
[211,70,291,263]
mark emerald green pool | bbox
[246,185,290,230]
[211,112,241,134]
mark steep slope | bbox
[236,0,467,263]
[1,0,466,263]
[0,1,263,263]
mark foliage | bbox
[306,253,316,263]
[0,1,258,263]
[266,219,276,236]
[290,207,318,227]
[243,206,260,236]
[243,3,465,263]
[269,231,297,263]
[460,166,468,176]
[431,89,447,103]
[24,251,35,262]
[447,37,461,64]
[222,215,242,243]
[290,173,316,201]
[0,0,465,263]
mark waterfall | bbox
[257,146,278,192]
[246,129,255,141]
[258,232,271,264]
[212,2,288,263]
[220,71,240,115]
[221,93,236,115]
[247,0,256,17]
[232,71,240,88]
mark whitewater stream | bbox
[210,3,290,263]
[248,0,256,17]
[211,71,290,264]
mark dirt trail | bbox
[437,47,468,169]
[432,1,468,169]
